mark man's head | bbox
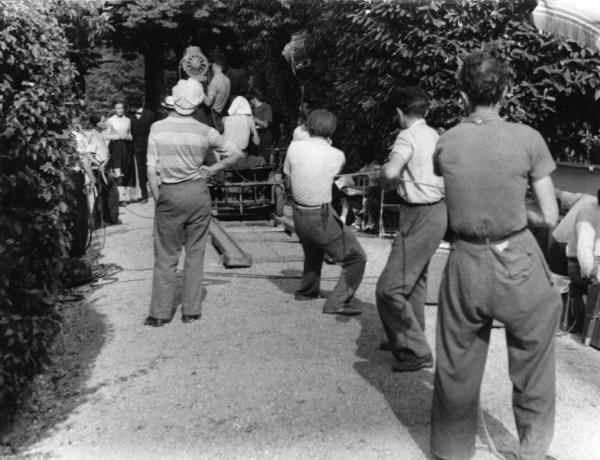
[250,88,264,107]
[307,109,337,138]
[114,102,125,116]
[212,53,226,73]
[389,86,430,128]
[172,79,205,115]
[457,50,510,108]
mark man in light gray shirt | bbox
[284,109,366,316]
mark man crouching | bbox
[284,109,367,316]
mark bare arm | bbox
[248,116,260,146]
[526,176,559,228]
[199,140,244,176]
[148,167,160,202]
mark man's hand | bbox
[198,165,218,178]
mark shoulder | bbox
[578,201,600,221]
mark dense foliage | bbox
[0,0,80,412]
[224,0,600,168]
[84,48,145,115]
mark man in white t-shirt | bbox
[284,109,366,316]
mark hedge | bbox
[0,1,80,413]
[227,0,600,169]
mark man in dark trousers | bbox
[130,100,154,203]
[431,51,561,460]
[145,79,243,327]
[284,109,366,316]
[375,86,446,372]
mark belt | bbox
[455,226,527,245]
[399,198,443,207]
[293,200,328,209]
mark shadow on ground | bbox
[353,303,520,459]
[1,297,109,455]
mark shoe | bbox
[379,341,391,351]
[182,314,200,323]
[294,292,324,301]
[144,316,171,327]
[119,201,127,207]
[139,198,148,204]
[322,305,361,316]
[391,352,433,372]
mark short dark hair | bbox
[457,51,510,106]
[250,88,264,101]
[213,53,226,67]
[89,113,102,127]
[307,109,337,137]
[389,86,430,117]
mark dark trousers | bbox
[431,230,561,460]
[149,180,211,319]
[376,200,447,359]
[292,203,366,310]
[134,149,148,199]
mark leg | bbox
[322,217,366,310]
[502,263,561,459]
[408,263,429,331]
[181,188,212,316]
[376,203,446,358]
[431,250,492,460]
[135,149,148,200]
[149,189,185,320]
[296,240,324,298]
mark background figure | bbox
[203,52,231,131]
[225,65,249,100]
[375,87,446,373]
[293,100,311,141]
[222,95,261,170]
[250,88,274,163]
[431,51,561,460]
[105,101,135,205]
[284,109,366,316]
[130,101,154,203]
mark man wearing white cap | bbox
[145,79,244,327]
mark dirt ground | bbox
[3,200,600,460]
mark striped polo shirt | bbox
[147,113,229,183]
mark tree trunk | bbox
[144,44,165,111]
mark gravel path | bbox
[7,201,600,460]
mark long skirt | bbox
[108,139,140,202]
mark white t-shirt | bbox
[283,137,345,206]
[223,115,251,150]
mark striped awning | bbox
[532,0,600,51]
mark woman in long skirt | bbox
[105,101,138,204]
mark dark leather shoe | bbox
[322,305,361,316]
[182,314,201,323]
[379,341,391,351]
[391,352,433,372]
[294,292,325,301]
[144,316,171,327]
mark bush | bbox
[227,0,600,169]
[0,1,81,412]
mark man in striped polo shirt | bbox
[145,80,243,327]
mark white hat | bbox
[161,95,175,110]
[227,96,252,116]
[172,79,204,115]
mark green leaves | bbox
[1,0,80,412]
